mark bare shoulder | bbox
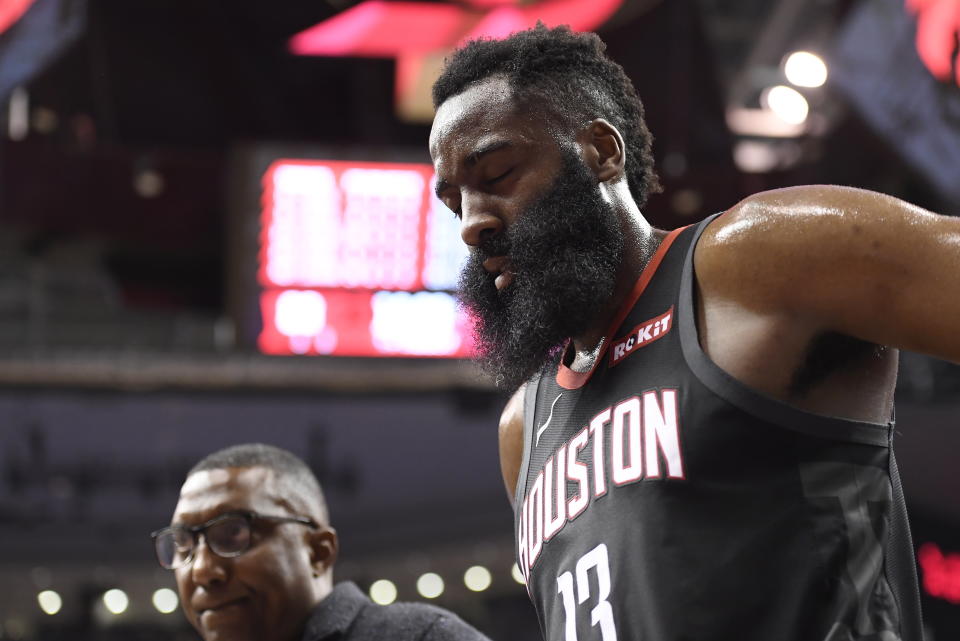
[695,184,960,359]
[696,185,945,309]
[498,384,526,507]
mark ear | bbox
[579,118,626,183]
[308,526,339,576]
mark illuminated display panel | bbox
[258,159,473,358]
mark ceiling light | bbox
[463,566,492,592]
[102,589,129,615]
[511,563,526,585]
[784,51,828,88]
[416,573,444,599]
[369,579,398,605]
[37,590,62,615]
[762,85,809,125]
[152,588,178,614]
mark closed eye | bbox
[439,165,514,219]
[487,168,514,184]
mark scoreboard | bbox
[256,159,474,358]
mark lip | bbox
[482,256,513,290]
[198,598,249,630]
[195,597,247,618]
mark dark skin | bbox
[429,76,960,503]
[172,466,338,641]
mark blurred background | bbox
[0,0,959,639]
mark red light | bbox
[906,0,960,86]
[462,0,624,43]
[0,0,36,35]
[290,0,625,120]
[289,2,466,57]
[918,542,960,604]
[461,0,521,8]
[290,0,625,57]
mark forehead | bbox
[429,76,547,167]
[173,466,285,523]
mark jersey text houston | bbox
[516,388,685,582]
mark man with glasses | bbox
[153,443,490,641]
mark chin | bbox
[195,616,260,641]
[200,627,257,641]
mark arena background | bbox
[0,0,958,639]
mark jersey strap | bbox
[678,214,894,448]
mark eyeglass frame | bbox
[151,509,319,570]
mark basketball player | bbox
[153,443,490,641]
[429,24,959,641]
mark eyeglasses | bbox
[151,510,317,570]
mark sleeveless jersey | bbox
[513,216,924,641]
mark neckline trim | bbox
[555,225,687,390]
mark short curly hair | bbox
[189,443,329,523]
[432,23,661,207]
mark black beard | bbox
[457,150,624,391]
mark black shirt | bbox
[514,217,924,641]
[301,582,491,641]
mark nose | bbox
[460,193,504,247]
[189,536,228,588]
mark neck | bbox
[313,574,334,603]
[570,207,663,361]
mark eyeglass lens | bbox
[156,515,252,569]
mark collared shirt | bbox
[301,582,491,641]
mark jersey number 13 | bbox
[556,543,619,641]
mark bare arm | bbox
[498,384,526,508]
[696,185,960,363]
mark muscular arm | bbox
[696,185,960,363]
[498,384,526,508]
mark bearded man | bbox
[429,24,959,641]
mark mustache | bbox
[471,233,511,264]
